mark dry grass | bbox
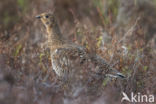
[0,0,155,104]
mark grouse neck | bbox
[46,23,64,47]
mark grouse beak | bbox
[36,15,41,19]
[106,68,125,79]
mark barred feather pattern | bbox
[36,12,125,82]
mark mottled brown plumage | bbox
[36,12,125,81]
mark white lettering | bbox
[149,95,154,103]
[131,92,137,102]
[121,92,155,103]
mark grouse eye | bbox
[45,15,49,18]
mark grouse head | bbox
[36,12,57,28]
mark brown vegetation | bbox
[0,0,155,104]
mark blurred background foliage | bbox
[0,0,156,104]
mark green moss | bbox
[17,0,28,12]
[143,66,148,71]
[136,81,144,89]
[39,53,45,64]
[103,77,109,86]
[108,0,119,17]
[97,36,103,48]
[3,10,20,28]
[4,12,11,26]
[92,0,119,25]
[14,44,22,57]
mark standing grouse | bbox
[36,12,125,82]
